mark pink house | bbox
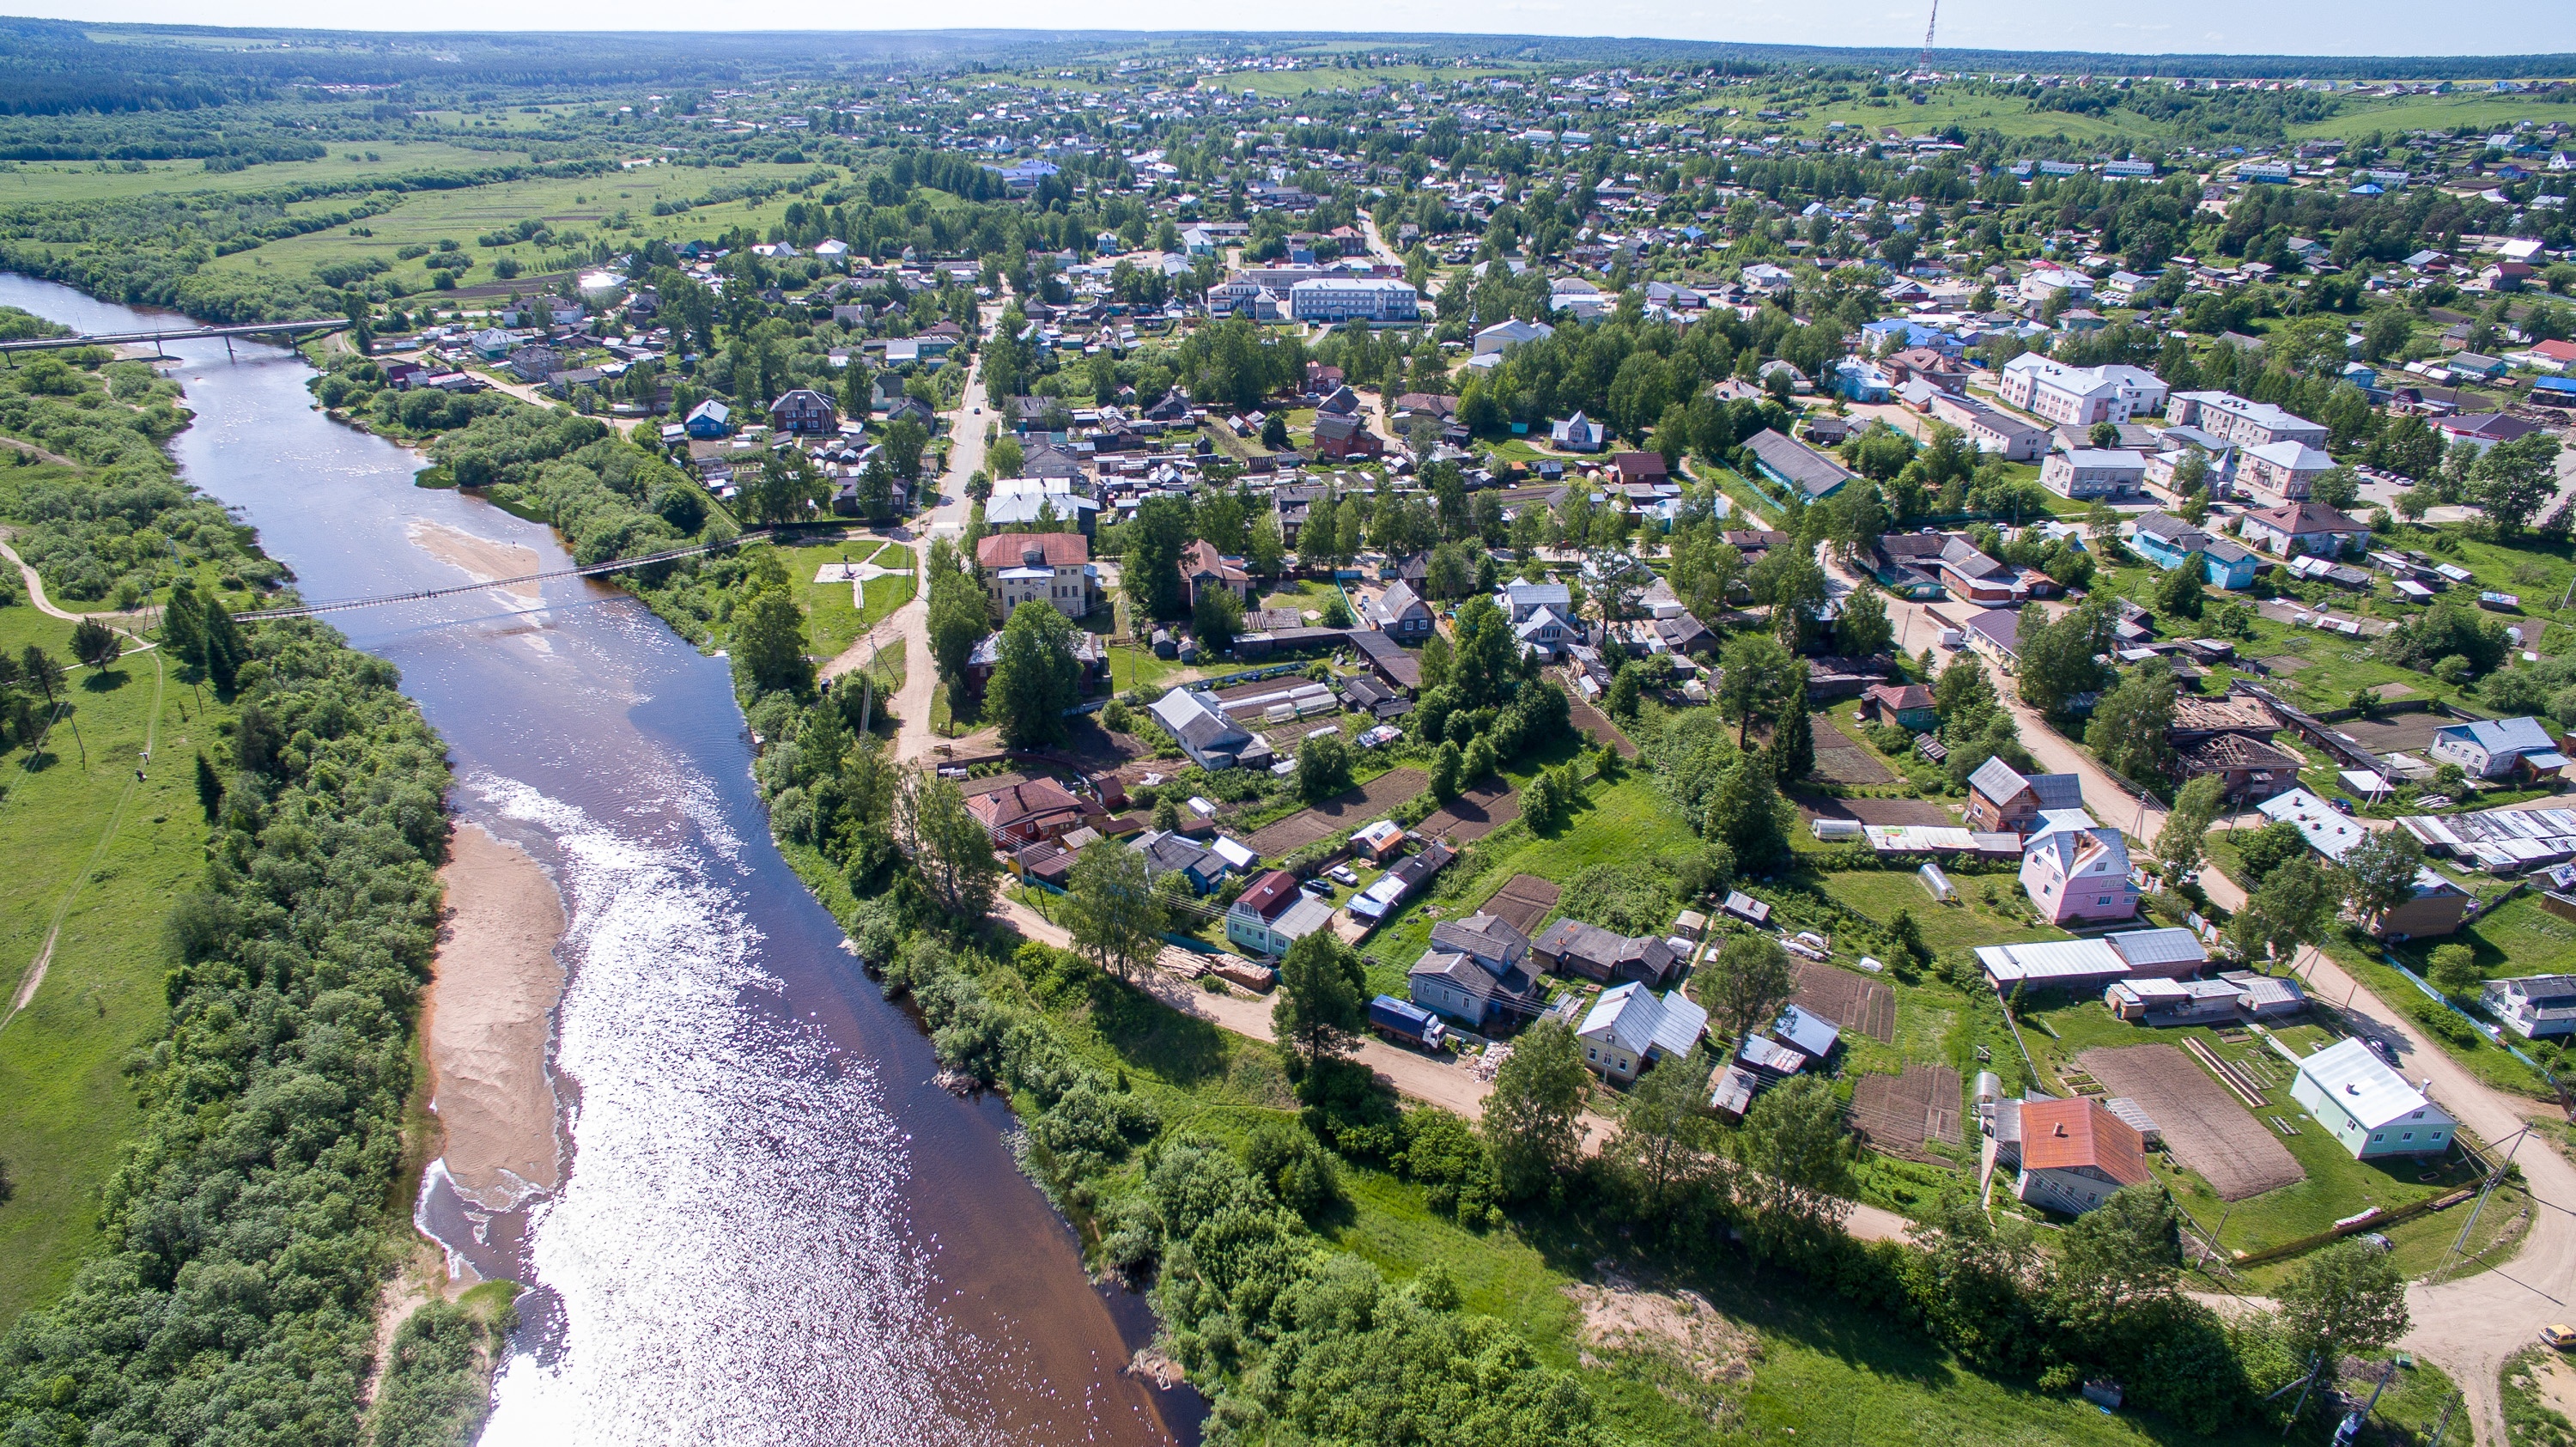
[2019,809,2139,925]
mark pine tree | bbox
[1767,702,1814,783]
[194,751,223,823]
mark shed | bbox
[1721,891,1772,927]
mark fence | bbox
[2227,1188,2477,1268]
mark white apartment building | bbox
[1287,277,1421,323]
[2039,448,2149,500]
[1997,354,2169,427]
[2166,391,2329,449]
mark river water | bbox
[0,276,1196,1446]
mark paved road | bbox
[819,300,1000,763]
[1820,539,2565,1443]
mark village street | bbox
[1824,545,2575,1443]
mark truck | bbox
[1369,994,1448,1050]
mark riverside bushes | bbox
[0,617,452,1446]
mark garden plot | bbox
[1792,960,1896,1044]
[1481,874,1562,937]
[2077,1043,2306,1201]
[1808,724,1896,787]
[1850,1066,1963,1163]
[1796,796,1954,828]
[1243,769,1428,856]
[1418,778,1520,845]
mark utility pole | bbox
[2435,1124,2528,1284]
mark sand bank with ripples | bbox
[425,823,566,1205]
[407,519,544,603]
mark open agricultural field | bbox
[0,142,536,204]
[197,161,833,298]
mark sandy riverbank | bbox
[424,823,568,1207]
[406,519,544,603]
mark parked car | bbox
[2543,1324,2576,1349]
[1327,864,1361,887]
[2329,798,2354,815]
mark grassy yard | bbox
[0,603,221,1322]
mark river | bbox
[0,275,1197,1446]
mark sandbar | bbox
[424,823,568,1205]
[406,519,544,603]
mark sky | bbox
[13,0,2576,58]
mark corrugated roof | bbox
[2019,1097,2149,1185]
[2298,1037,2450,1131]
[1977,938,2126,984]
[2109,927,2208,970]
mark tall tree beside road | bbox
[69,618,119,672]
[1063,840,1164,983]
[1836,587,1893,660]
[1123,495,1194,619]
[2015,599,2113,718]
[985,600,1080,749]
[2084,659,2178,785]
[1702,933,1796,1049]
[1484,1022,1589,1202]
[2226,854,2337,967]
[1734,1074,1856,1259]
[1716,633,1800,750]
[896,771,999,922]
[1273,931,1366,1082]
[2472,432,2563,536]
[2049,1183,2182,1334]
[2154,775,2227,889]
[2275,1239,2410,1362]
[925,539,989,706]
[2336,827,2428,933]
[1610,1047,1717,1223]
[883,417,930,482]
[731,583,811,695]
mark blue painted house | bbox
[1830,358,1894,403]
[684,399,733,439]
[2129,511,2260,590]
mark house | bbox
[1977,927,2209,991]
[2257,788,2469,939]
[683,399,734,439]
[2430,715,2562,780]
[2290,1037,2457,1159]
[505,345,562,383]
[1148,688,1267,770]
[1742,429,1856,502]
[1575,982,1708,1084]
[1611,451,1670,487]
[1367,581,1436,638]
[1960,606,2026,670]
[1010,838,1079,889]
[768,388,838,435]
[2020,808,2140,925]
[1534,918,1682,987]
[2174,732,2304,804]
[2437,412,2543,453]
[1502,581,1571,625]
[2106,970,2306,1023]
[964,777,1091,849]
[1286,277,1420,323]
[1225,870,1338,958]
[1313,411,1385,459]
[1408,915,1544,1027]
[1768,1003,1841,1061]
[2127,513,2261,590]
[1996,355,2169,426]
[1965,757,2086,836]
[2237,502,2369,559]
[2012,1098,2152,1215]
[1129,829,1230,895]
[1550,411,1606,453]
[1860,682,1939,730]
[1352,838,1452,922]
[2039,448,2148,501]
[2483,975,2576,1039]
[977,532,1097,619]
[1474,318,1555,357]
[2238,441,2338,502]
[960,628,1109,701]
[1179,539,1254,611]
[1512,606,1579,661]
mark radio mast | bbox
[1918,0,1939,76]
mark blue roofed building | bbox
[2126,512,2261,590]
[2429,715,2564,781]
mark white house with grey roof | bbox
[2291,1037,2455,1159]
[1148,689,1266,771]
[2429,716,2562,780]
[1502,580,1571,624]
[1576,982,1708,1084]
[2484,974,2576,1038]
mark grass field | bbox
[195,160,836,299]
[0,603,217,1322]
[0,142,535,204]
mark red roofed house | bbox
[1181,538,1254,610]
[1611,451,1670,486]
[2012,1097,2150,1215]
[965,777,1091,849]
[1859,682,1938,731]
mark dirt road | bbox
[1820,543,2567,1443]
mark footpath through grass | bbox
[0,605,219,1321]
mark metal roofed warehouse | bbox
[1976,927,2208,990]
